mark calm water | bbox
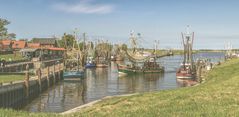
[23,52,225,113]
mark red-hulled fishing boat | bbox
[176,25,196,79]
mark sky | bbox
[1,0,239,49]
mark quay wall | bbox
[0,63,63,109]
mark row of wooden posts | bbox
[0,62,64,109]
[24,62,63,99]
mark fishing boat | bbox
[176,26,196,79]
[63,29,86,79]
[96,57,108,68]
[95,40,110,68]
[117,32,164,74]
[85,59,96,68]
[118,57,164,74]
[85,42,96,68]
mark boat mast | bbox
[130,31,137,54]
[182,25,194,70]
[74,28,80,71]
[154,40,159,57]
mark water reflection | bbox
[23,52,225,112]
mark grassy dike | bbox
[1,58,239,116]
[69,58,239,116]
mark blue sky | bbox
[1,0,239,49]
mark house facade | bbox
[32,38,58,48]
[0,40,12,51]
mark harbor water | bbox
[23,52,225,112]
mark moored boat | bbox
[176,25,196,79]
[117,32,164,74]
[85,57,96,68]
[96,63,108,68]
[96,56,108,68]
[176,63,195,79]
[118,58,164,74]
[85,63,96,68]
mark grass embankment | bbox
[0,59,239,116]
[70,58,239,116]
[0,52,25,61]
[0,74,25,83]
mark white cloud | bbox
[53,1,114,14]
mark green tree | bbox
[7,33,16,39]
[0,18,10,39]
[59,33,76,49]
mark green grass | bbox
[0,52,25,61]
[68,58,239,117]
[0,109,58,117]
[1,58,239,116]
[0,74,25,83]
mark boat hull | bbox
[118,68,164,74]
[176,70,195,79]
[118,64,164,74]
[63,71,84,78]
[176,73,194,79]
[85,63,96,68]
[96,64,108,68]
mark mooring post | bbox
[58,63,61,81]
[47,66,50,87]
[24,64,30,99]
[53,64,56,84]
[37,68,42,92]
[196,64,202,83]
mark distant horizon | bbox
[1,0,239,49]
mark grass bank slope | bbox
[69,59,239,117]
[1,59,239,117]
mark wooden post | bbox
[37,68,42,92]
[47,66,50,87]
[58,63,61,81]
[196,64,202,83]
[53,64,56,84]
[24,64,30,99]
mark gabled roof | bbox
[12,40,27,49]
[32,38,57,45]
[27,43,40,48]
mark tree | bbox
[7,33,16,40]
[59,33,76,49]
[0,18,10,39]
